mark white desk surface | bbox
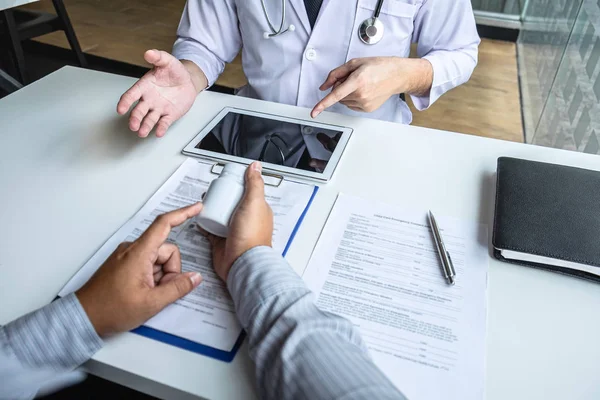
[0,0,39,11]
[1,66,599,400]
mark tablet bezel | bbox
[182,107,353,182]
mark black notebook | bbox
[493,157,600,282]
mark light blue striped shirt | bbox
[0,246,405,399]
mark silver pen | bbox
[428,211,456,285]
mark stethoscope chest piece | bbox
[358,17,384,45]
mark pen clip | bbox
[445,251,456,277]
[428,211,456,286]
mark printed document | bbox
[59,159,315,352]
[302,194,488,400]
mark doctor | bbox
[117,0,480,137]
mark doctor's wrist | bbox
[181,60,209,93]
[393,57,433,97]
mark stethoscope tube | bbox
[373,0,384,18]
[261,0,295,38]
[260,0,384,43]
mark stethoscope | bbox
[261,0,295,39]
[261,0,385,44]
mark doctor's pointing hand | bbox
[311,56,433,117]
[117,0,480,137]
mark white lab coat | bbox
[173,0,480,124]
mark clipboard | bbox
[130,184,318,362]
[56,163,319,363]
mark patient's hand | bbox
[205,162,274,281]
[76,203,203,336]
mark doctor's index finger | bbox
[311,76,360,118]
[137,203,203,250]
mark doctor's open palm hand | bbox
[117,50,201,138]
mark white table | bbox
[1,67,599,400]
[0,1,39,11]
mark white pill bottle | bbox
[196,163,246,237]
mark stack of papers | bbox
[302,194,488,399]
[59,159,317,361]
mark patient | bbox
[0,162,405,400]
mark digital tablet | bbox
[182,107,353,182]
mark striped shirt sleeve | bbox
[0,293,103,399]
[228,246,406,400]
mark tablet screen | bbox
[193,111,344,173]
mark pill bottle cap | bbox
[221,163,246,184]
